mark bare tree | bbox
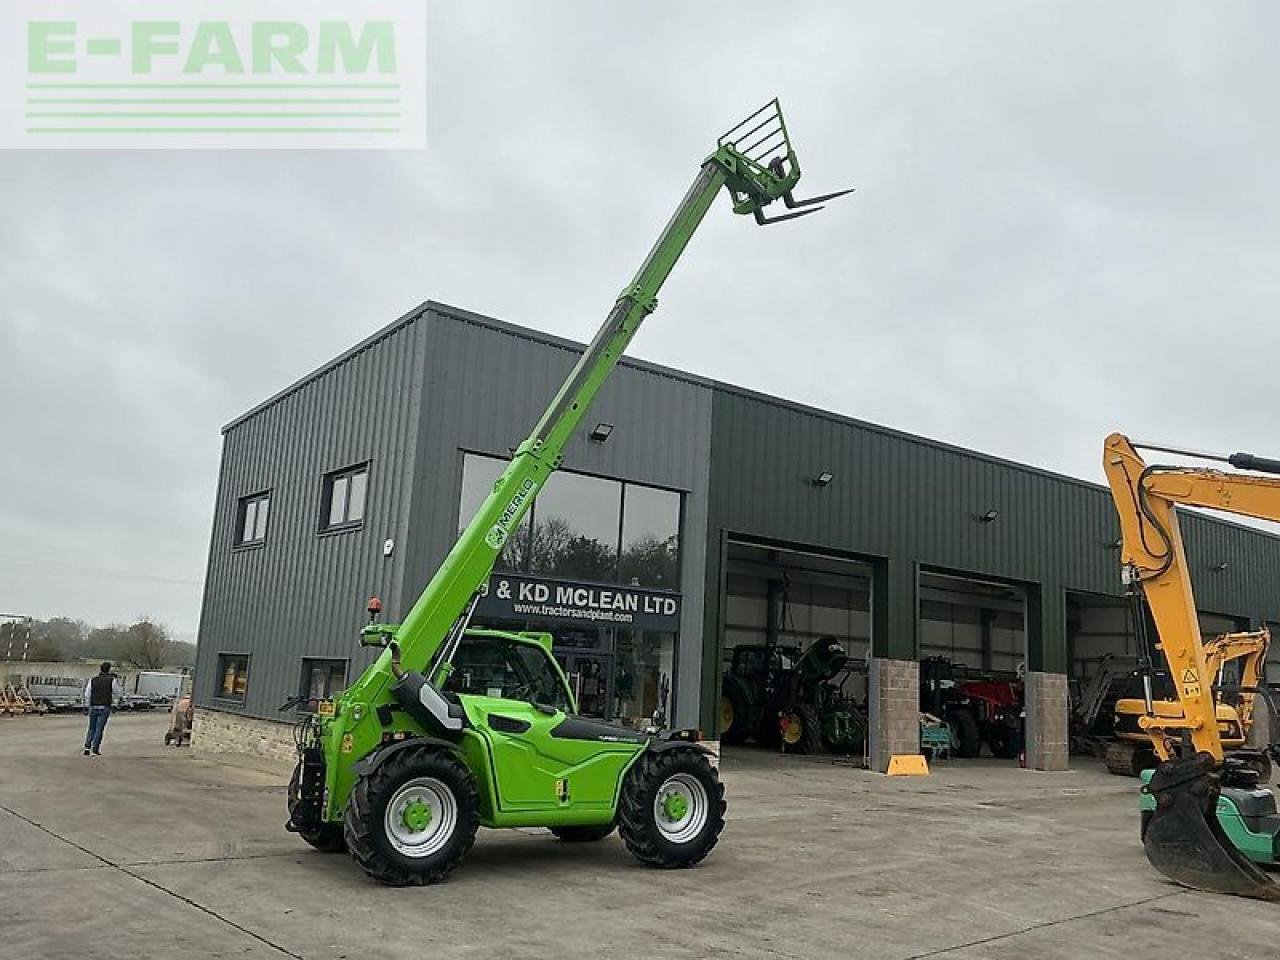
[119,618,171,669]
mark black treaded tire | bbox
[288,763,346,853]
[343,746,479,886]
[985,716,1022,760]
[549,822,617,842]
[720,683,751,746]
[618,747,726,869]
[782,705,825,755]
[951,710,982,758]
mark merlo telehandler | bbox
[1103,433,1280,900]
[285,101,851,885]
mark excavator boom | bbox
[1103,433,1280,900]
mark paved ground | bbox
[2,713,1277,960]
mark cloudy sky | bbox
[2,1,1278,639]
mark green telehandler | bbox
[285,100,850,885]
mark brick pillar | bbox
[868,657,920,773]
[1024,670,1069,771]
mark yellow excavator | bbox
[1103,433,1280,900]
[1106,627,1272,778]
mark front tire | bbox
[343,747,479,885]
[619,747,725,869]
[288,763,345,853]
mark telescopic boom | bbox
[344,100,852,705]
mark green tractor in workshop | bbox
[720,637,867,755]
[283,101,851,884]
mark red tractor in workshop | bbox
[919,657,1024,759]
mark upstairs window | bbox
[236,492,270,546]
[322,463,368,532]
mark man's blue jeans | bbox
[85,706,111,753]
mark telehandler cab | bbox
[1103,434,1280,900]
[285,101,851,885]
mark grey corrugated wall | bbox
[700,388,1280,732]
[195,307,428,720]
[195,302,713,726]
[402,304,713,728]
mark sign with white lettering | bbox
[477,574,681,632]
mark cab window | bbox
[446,635,571,711]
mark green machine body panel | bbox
[1139,769,1280,865]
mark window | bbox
[614,629,676,727]
[459,453,528,572]
[216,654,249,702]
[457,452,684,587]
[444,634,571,711]
[322,463,368,531]
[235,492,270,546]
[528,471,622,582]
[619,485,680,588]
[299,658,347,710]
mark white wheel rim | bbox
[653,772,709,844]
[384,777,457,858]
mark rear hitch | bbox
[1142,752,1280,901]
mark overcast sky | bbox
[3,1,1279,639]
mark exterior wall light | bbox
[811,471,834,487]
[979,509,999,523]
[1212,561,1229,572]
[589,423,614,443]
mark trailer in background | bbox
[133,671,185,703]
[17,675,83,712]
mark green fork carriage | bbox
[286,101,851,885]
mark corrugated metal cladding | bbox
[195,302,713,725]
[194,308,429,719]
[403,305,713,728]
[700,387,1280,727]
[197,298,1280,733]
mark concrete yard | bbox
[2,713,1277,960]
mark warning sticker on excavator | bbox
[1181,669,1199,684]
[1181,668,1202,697]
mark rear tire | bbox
[719,683,751,746]
[288,763,345,853]
[619,747,725,869]
[985,715,1021,759]
[343,746,479,885]
[782,705,825,755]
[550,823,616,842]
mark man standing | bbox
[83,662,119,756]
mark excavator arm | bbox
[1103,433,1280,899]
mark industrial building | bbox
[193,301,1280,770]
